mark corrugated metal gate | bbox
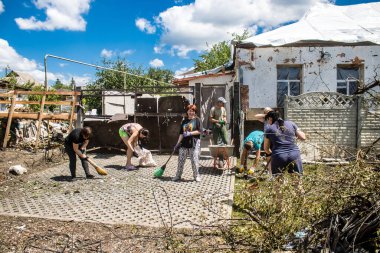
[78,86,194,152]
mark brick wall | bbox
[285,92,379,160]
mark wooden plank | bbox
[35,94,46,149]
[68,94,77,132]
[0,93,13,98]
[0,112,72,120]
[2,93,16,148]
[0,100,76,105]
[245,108,264,121]
[14,90,81,96]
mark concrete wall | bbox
[286,92,380,160]
[360,98,380,150]
[236,45,380,109]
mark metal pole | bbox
[124,73,126,114]
[44,54,172,87]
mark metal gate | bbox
[78,86,194,152]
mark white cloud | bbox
[120,49,134,56]
[0,38,94,86]
[0,38,38,72]
[59,63,67,67]
[135,18,156,34]
[70,75,92,86]
[175,67,194,76]
[101,48,134,58]
[100,49,114,58]
[149,0,332,57]
[0,1,4,14]
[58,74,92,86]
[149,58,164,68]
[0,38,56,83]
[15,0,92,31]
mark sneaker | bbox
[125,165,138,171]
[172,176,181,182]
[86,174,95,179]
[195,176,201,182]
[70,176,77,182]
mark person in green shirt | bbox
[209,97,229,167]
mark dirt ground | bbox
[0,149,227,253]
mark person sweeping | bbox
[172,104,202,182]
[238,130,264,176]
[64,127,94,180]
[119,123,149,171]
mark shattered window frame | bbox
[336,65,361,95]
[276,65,302,107]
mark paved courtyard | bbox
[0,154,236,228]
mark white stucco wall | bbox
[236,45,380,108]
[103,93,157,115]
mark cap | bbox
[217,97,227,104]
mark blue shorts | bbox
[271,150,303,175]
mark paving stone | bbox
[0,154,236,228]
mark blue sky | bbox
[0,0,379,85]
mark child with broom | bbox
[119,123,149,171]
[172,104,202,182]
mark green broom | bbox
[153,149,176,177]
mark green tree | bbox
[146,67,174,84]
[193,30,250,72]
[51,78,71,90]
[193,41,231,72]
[70,77,76,90]
[27,86,61,112]
[84,58,174,114]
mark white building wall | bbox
[237,45,380,108]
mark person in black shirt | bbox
[64,127,93,180]
[172,104,202,182]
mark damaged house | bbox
[175,2,380,159]
[234,2,380,159]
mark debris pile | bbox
[1,119,69,149]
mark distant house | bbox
[234,2,380,116]
[3,71,40,87]
[0,71,40,112]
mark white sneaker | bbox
[172,177,180,182]
[195,176,201,182]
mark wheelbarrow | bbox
[208,143,235,169]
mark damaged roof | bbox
[239,2,380,47]
[173,60,234,85]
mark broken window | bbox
[337,66,360,95]
[277,66,301,107]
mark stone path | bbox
[0,154,236,228]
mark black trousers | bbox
[64,142,90,178]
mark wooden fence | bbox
[0,90,80,148]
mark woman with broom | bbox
[172,104,202,182]
[119,123,149,171]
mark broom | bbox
[153,149,176,177]
[86,157,108,175]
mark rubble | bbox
[1,119,69,148]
